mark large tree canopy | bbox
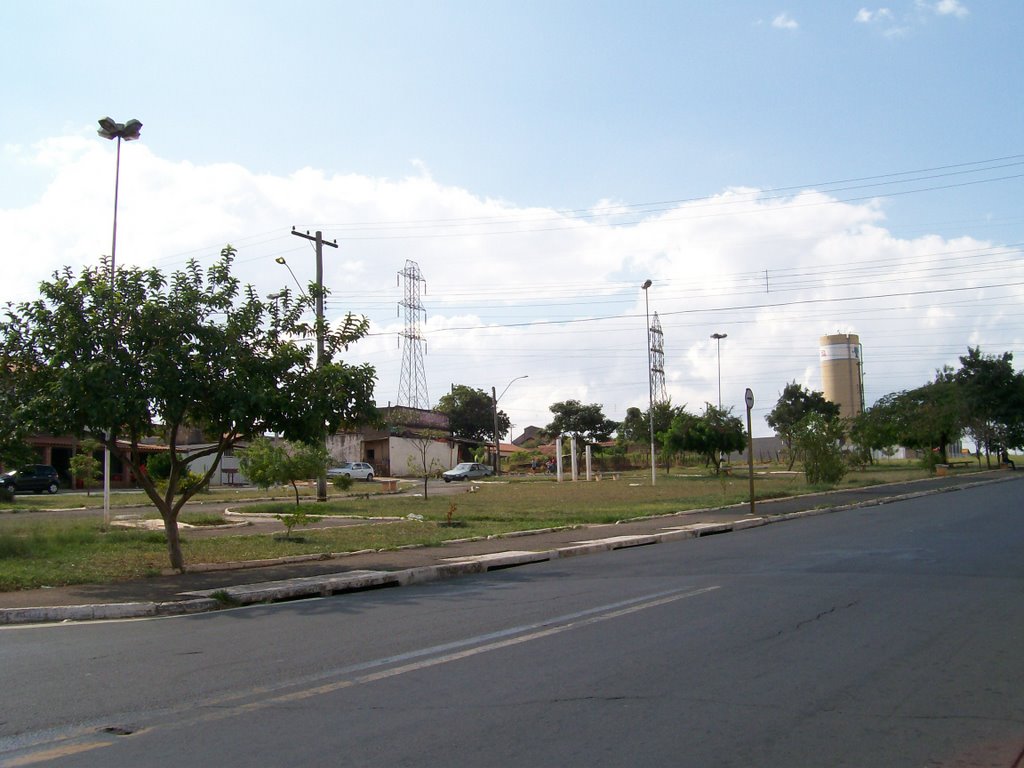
[765,382,841,469]
[544,400,618,445]
[436,385,510,444]
[665,404,746,472]
[618,400,686,473]
[618,401,683,446]
[0,248,377,570]
[890,368,963,463]
[955,346,1024,458]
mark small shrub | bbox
[331,475,354,491]
[794,413,847,486]
[920,450,942,473]
[276,509,311,539]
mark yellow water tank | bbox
[819,333,864,419]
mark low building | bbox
[327,406,457,478]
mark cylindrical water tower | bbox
[819,333,864,420]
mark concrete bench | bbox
[378,479,399,493]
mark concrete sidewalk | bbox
[1,472,1014,625]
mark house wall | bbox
[326,433,365,465]
[180,446,249,486]
[388,436,455,478]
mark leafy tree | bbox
[0,371,34,469]
[665,404,745,473]
[145,450,174,481]
[955,346,1024,463]
[849,396,901,464]
[889,368,964,463]
[618,407,647,445]
[619,400,685,470]
[239,437,329,507]
[793,412,847,486]
[0,248,377,571]
[69,438,102,496]
[436,385,510,444]
[765,382,841,469]
[545,400,618,445]
[404,429,448,499]
[662,408,700,467]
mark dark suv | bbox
[0,464,61,494]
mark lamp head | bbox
[275,257,287,265]
[97,117,143,141]
[641,279,652,290]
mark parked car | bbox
[0,464,60,494]
[327,461,375,481]
[442,462,493,482]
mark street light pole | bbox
[97,116,142,528]
[711,332,728,409]
[97,117,142,279]
[493,375,528,476]
[642,280,655,486]
[287,230,338,502]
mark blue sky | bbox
[2,1,1022,439]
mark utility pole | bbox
[291,228,338,502]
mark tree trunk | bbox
[291,480,301,506]
[785,440,797,470]
[162,514,185,572]
[422,475,428,499]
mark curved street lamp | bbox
[493,375,528,476]
[274,256,308,298]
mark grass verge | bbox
[0,463,984,591]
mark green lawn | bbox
[0,462,983,592]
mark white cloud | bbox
[771,13,799,30]
[855,8,895,23]
[858,2,967,34]
[921,0,969,17]
[1,134,1019,437]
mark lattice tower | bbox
[396,260,430,409]
[650,312,667,405]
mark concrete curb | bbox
[0,598,221,626]
[1,474,1013,626]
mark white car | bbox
[442,462,493,482]
[327,461,375,481]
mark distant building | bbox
[512,426,544,447]
[728,435,787,464]
[327,406,457,478]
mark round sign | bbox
[744,388,754,410]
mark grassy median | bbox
[0,462,981,591]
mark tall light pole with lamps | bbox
[642,280,655,486]
[97,116,142,527]
[492,375,527,476]
[97,117,142,277]
[711,332,727,409]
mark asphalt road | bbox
[1,479,1021,767]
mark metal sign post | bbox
[745,388,755,516]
